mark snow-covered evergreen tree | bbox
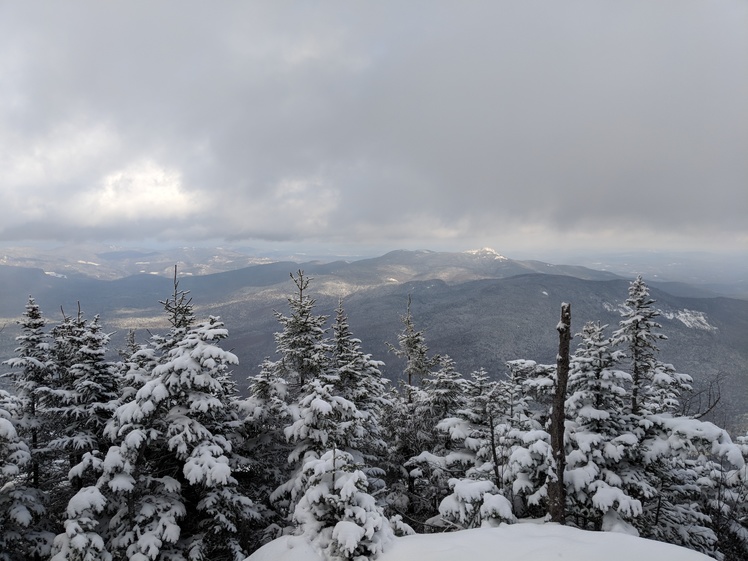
[502,360,555,518]
[266,296,393,539]
[242,357,293,535]
[273,357,377,527]
[277,377,360,497]
[53,315,119,483]
[0,390,48,561]
[268,270,330,394]
[387,294,439,391]
[633,416,744,558]
[610,276,737,557]
[246,271,333,531]
[564,321,641,530]
[443,370,506,486]
[1,296,53,558]
[50,483,110,561]
[47,314,122,561]
[703,435,748,560]
[1,296,52,490]
[293,449,394,561]
[438,477,516,530]
[101,279,257,560]
[381,298,442,527]
[435,370,516,528]
[612,275,691,416]
[329,299,390,474]
[37,307,90,513]
[405,355,471,524]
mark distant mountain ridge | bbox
[1,248,745,430]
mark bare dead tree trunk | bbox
[548,302,571,524]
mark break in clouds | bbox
[0,1,746,252]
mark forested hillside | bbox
[1,272,746,561]
[2,251,746,432]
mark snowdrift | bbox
[246,522,713,561]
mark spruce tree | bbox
[435,370,516,529]
[564,321,641,530]
[2,297,52,488]
[330,299,390,470]
[49,315,121,561]
[253,271,331,528]
[292,449,394,561]
[0,390,47,561]
[269,270,330,393]
[382,297,440,527]
[100,278,257,560]
[53,315,119,483]
[242,357,293,540]
[611,276,736,557]
[405,355,471,524]
[274,376,360,514]
[387,294,438,391]
[612,275,690,416]
[502,360,555,518]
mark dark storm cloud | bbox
[0,1,745,252]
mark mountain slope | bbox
[1,251,745,429]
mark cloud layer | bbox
[1,1,746,253]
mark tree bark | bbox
[548,302,571,524]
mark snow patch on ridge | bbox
[661,309,718,331]
[602,303,718,331]
[465,248,508,260]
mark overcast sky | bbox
[1,1,746,256]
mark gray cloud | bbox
[0,1,745,254]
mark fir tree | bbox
[0,390,48,561]
[101,279,257,560]
[405,355,471,524]
[2,297,52,489]
[39,306,90,514]
[56,316,119,483]
[435,371,517,530]
[269,270,330,393]
[252,271,332,529]
[612,275,691,416]
[330,299,390,474]
[242,357,293,534]
[438,477,515,530]
[502,360,555,518]
[49,315,121,561]
[438,369,513,492]
[293,449,394,561]
[564,321,641,530]
[382,297,440,527]
[387,294,439,391]
[611,276,735,557]
[274,377,360,516]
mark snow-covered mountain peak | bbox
[465,247,508,260]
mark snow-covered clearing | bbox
[246,522,712,561]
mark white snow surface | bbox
[602,302,717,331]
[464,247,508,260]
[246,522,713,561]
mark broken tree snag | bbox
[548,302,571,524]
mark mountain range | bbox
[1,247,746,432]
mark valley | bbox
[1,247,746,431]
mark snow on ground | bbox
[246,522,712,561]
[661,308,718,331]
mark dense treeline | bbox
[0,270,746,561]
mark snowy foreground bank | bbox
[246,522,711,561]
